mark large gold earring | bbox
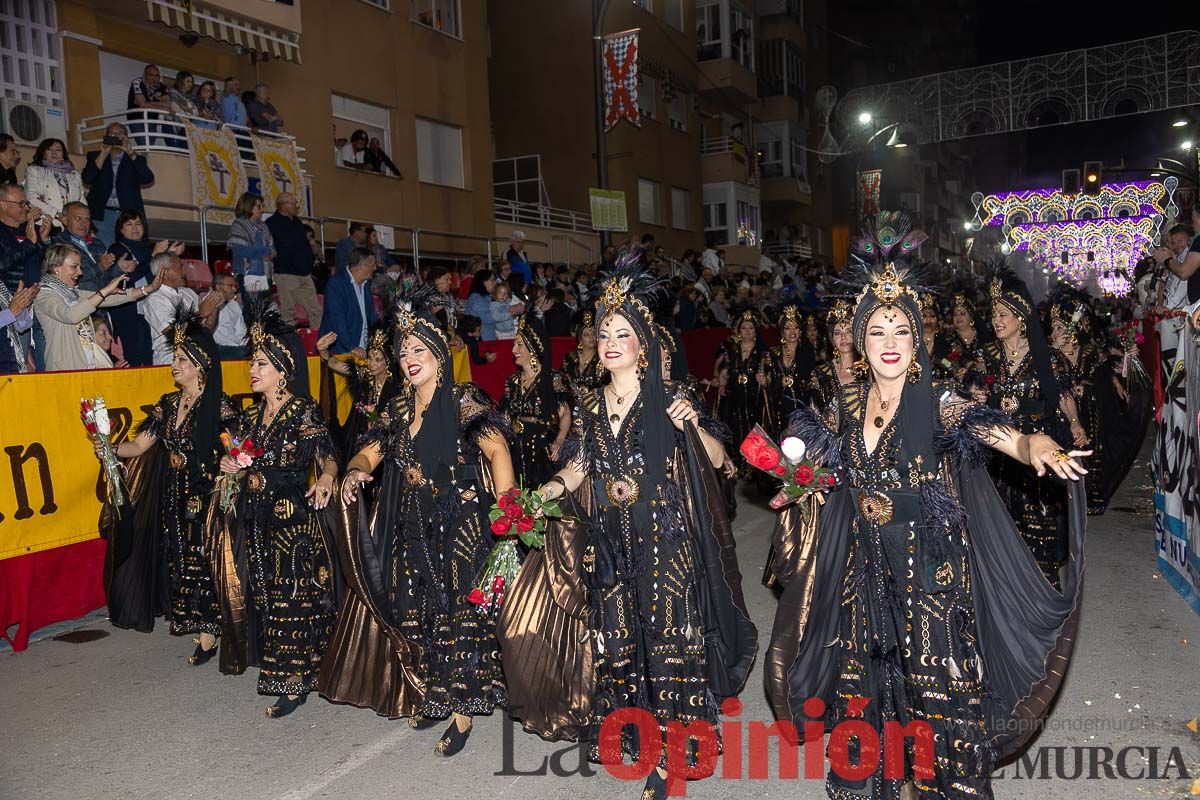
[637,347,648,380]
[529,353,540,374]
[853,357,869,378]
[907,358,922,384]
[275,377,287,400]
[1019,320,1028,337]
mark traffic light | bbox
[1082,161,1102,196]
[1062,169,1081,194]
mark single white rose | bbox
[781,436,806,462]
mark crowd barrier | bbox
[1,326,784,650]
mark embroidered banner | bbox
[183,119,248,225]
[857,169,882,221]
[603,29,640,132]
[252,133,308,216]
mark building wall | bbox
[488,1,705,255]
[54,0,495,255]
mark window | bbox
[756,125,783,177]
[696,3,721,61]
[704,202,728,245]
[671,187,692,230]
[785,42,805,96]
[736,199,759,246]
[332,93,392,169]
[0,0,63,108]
[666,0,684,30]
[493,155,545,205]
[638,74,656,121]
[411,0,461,38]
[638,178,662,225]
[730,4,754,70]
[415,118,465,188]
[668,92,687,131]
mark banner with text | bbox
[0,359,330,562]
[184,120,249,226]
[589,188,628,232]
[253,134,309,217]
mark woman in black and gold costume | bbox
[920,295,954,382]
[520,253,757,799]
[100,312,237,663]
[768,304,816,439]
[321,287,515,758]
[974,267,1086,586]
[933,291,987,385]
[809,300,858,409]
[714,310,772,464]
[209,307,339,718]
[317,325,402,466]
[765,213,1089,800]
[502,313,571,486]
[561,310,603,394]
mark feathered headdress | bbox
[248,303,309,395]
[166,310,216,378]
[393,285,457,483]
[595,247,666,332]
[985,261,1034,321]
[984,259,1064,421]
[166,309,223,475]
[827,299,853,326]
[1047,284,1094,343]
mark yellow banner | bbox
[252,134,308,217]
[0,358,334,561]
[184,120,249,225]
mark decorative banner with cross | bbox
[183,120,248,225]
[857,169,882,221]
[603,29,640,132]
[252,133,309,217]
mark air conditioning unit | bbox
[0,99,68,146]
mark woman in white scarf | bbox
[33,244,163,371]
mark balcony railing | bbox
[493,198,593,234]
[75,109,307,171]
[763,240,813,259]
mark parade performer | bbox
[511,252,757,799]
[974,266,1084,585]
[714,310,772,471]
[764,213,1089,800]
[809,300,858,408]
[317,325,402,466]
[768,303,817,439]
[502,312,571,485]
[100,312,237,662]
[208,306,338,718]
[934,291,987,386]
[561,310,603,394]
[321,287,515,758]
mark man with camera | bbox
[81,122,156,248]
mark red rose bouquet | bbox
[740,424,838,509]
[214,431,265,513]
[81,397,126,511]
[468,484,562,615]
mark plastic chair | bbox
[212,259,233,275]
[181,259,213,290]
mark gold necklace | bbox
[871,385,899,429]
[607,385,637,424]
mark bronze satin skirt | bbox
[497,512,594,741]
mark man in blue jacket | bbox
[81,122,155,247]
[318,247,377,356]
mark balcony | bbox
[701,137,759,186]
[697,0,758,105]
[698,58,759,107]
[757,39,805,103]
[763,240,813,260]
[761,171,812,206]
[756,0,806,42]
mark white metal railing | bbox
[493,198,594,234]
[75,109,307,171]
[701,136,740,156]
[763,241,814,259]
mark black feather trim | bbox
[934,403,1012,469]
[920,478,967,533]
[784,404,842,469]
[697,414,732,445]
[462,407,512,451]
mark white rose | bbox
[93,398,112,435]
[781,436,806,462]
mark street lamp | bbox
[1181,140,1194,151]
[858,111,873,126]
[1173,119,1189,128]
[962,221,972,231]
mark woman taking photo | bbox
[100,312,237,660]
[24,138,83,223]
[209,307,338,718]
[317,326,401,465]
[520,254,757,800]
[808,300,858,409]
[975,266,1084,586]
[560,310,602,393]
[765,214,1089,800]
[501,313,570,485]
[320,288,515,757]
[34,243,161,371]
[713,310,771,468]
[106,210,183,366]
[768,304,816,439]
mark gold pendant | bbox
[874,415,884,428]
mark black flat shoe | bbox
[187,640,218,666]
[433,720,471,757]
[408,715,439,731]
[265,694,306,719]
[641,769,668,800]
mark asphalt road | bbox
[3,446,1198,800]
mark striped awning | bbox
[146,0,301,64]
